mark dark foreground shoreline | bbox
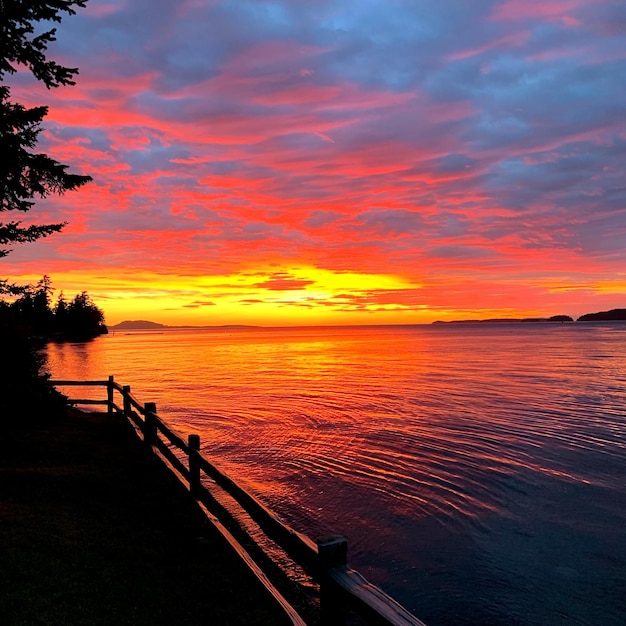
[0,409,290,625]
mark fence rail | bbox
[52,376,426,626]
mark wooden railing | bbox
[52,376,427,626]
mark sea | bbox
[43,322,626,626]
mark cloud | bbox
[351,209,424,238]
[253,273,316,291]
[4,0,624,323]
[183,300,217,308]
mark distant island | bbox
[577,308,626,322]
[109,320,259,331]
[434,309,626,324]
[110,320,168,330]
[109,310,626,331]
[433,315,574,325]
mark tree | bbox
[1,1,92,285]
[31,274,55,333]
[0,1,92,421]
[66,290,106,338]
[1,1,89,88]
[53,289,68,328]
[0,88,91,256]
[0,276,107,338]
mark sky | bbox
[4,0,626,326]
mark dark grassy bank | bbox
[0,409,291,625]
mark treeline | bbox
[0,276,107,341]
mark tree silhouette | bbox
[0,1,92,420]
[53,290,69,329]
[65,291,106,338]
[1,276,107,339]
[7,274,56,335]
[1,1,92,291]
[1,1,89,88]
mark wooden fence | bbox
[52,376,427,626]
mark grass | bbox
[0,409,293,625]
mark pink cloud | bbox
[489,0,588,22]
[447,30,530,61]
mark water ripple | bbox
[44,324,626,625]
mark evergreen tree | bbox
[1,276,107,338]
[29,274,55,334]
[66,290,106,338]
[0,1,91,420]
[0,88,91,259]
[1,1,89,88]
[53,290,68,330]
[1,0,92,289]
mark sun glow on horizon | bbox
[10,266,437,326]
[7,262,624,327]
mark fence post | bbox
[144,402,158,450]
[122,385,131,418]
[188,434,201,497]
[107,375,115,416]
[317,535,348,625]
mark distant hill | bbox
[109,320,169,330]
[577,309,626,322]
[433,315,573,324]
[109,320,261,331]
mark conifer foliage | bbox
[0,1,92,271]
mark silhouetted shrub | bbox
[0,323,68,423]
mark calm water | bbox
[44,323,626,625]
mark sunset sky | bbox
[4,0,626,326]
